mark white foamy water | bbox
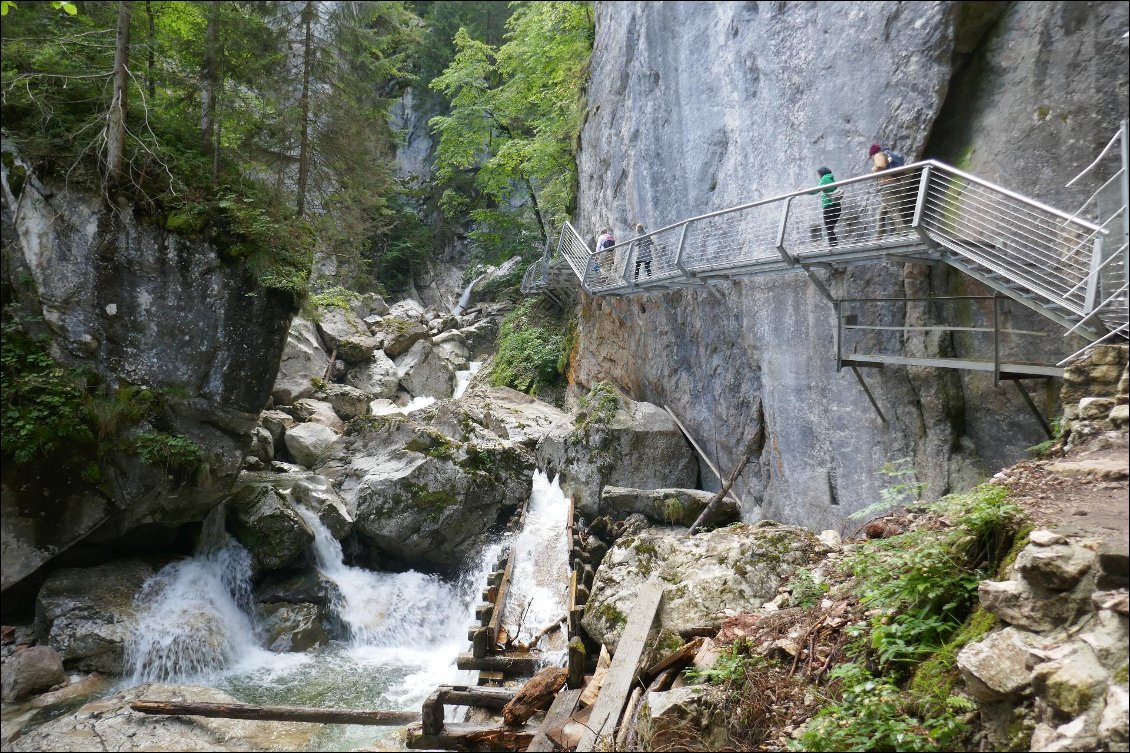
[501,471,570,656]
[453,361,483,399]
[401,395,436,414]
[452,274,487,316]
[125,507,262,684]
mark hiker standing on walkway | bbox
[813,167,843,247]
[633,223,654,279]
[869,143,908,238]
[590,229,615,285]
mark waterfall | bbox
[452,274,487,316]
[294,507,470,648]
[501,471,570,654]
[453,361,483,399]
[125,506,260,684]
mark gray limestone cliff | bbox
[572,1,1129,531]
[0,157,295,596]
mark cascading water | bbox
[452,274,487,316]
[453,361,483,399]
[501,471,570,659]
[125,506,260,684]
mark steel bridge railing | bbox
[554,157,1123,338]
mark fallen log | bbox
[130,700,418,726]
[405,721,535,752]
[502,667,568,727]
[642,636,705,684]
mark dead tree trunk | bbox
[106,0,133,185]
[130,700,418,726]
[295,0,314,216]
[688,437,759,534]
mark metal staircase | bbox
[523,123,1130,353]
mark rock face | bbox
[0,162,294,594]
[536,390,698,514]
[35,560,154,673]
[259,602,330,653]
[319,415,534,573]
[572,2,1129,531]
[8,683,319,752]
[395,339,456,399]
[272,317,329,405]
[581,523,828,653]
[345,351,401,399]
[599,486,739,527]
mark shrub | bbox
[487,297,570,395]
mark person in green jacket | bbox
[814,166,842,247]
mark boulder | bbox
[8,683,318,752]
[248,427,274,463]
[957,627,1046,702]
[283,423,340,469]
[1,646,66,702]
[637,685,731,753]
[315,307,381,364]
[225,482,310,571]
[272,317,329,405]
[1100,684,1129,751]
[380,317,431,358]
[458,320,499,360]
[1111,404,1130,430]
[434,334,471,371]
[599,487,739,527]
[1077,397,1116,421]
[1032,643,1109,717]
[314,383,371,421]
[319,417,534,573]
[345,351,400,399]
[395,339,456,399]
[536,391,698,514]
[581,523,828,652]
[1015,540,1095,592]
[255,570,331,606]
[35,560,154,673]
[389,299,427,323]
[353,292,389,318]
[259,603,329,653]
[432,387,569,448]
[259,410,295,444]
[291,399,345,433]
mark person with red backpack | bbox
[869,143,909,238]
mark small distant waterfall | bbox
[294,507,471,648]
[453,361,483,399]
[502,471,570,651]
[452,274,487,316]
[125,507,259,684]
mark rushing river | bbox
[119,464,567,751]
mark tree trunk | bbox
[145,0,155,99]
[523,175,548,247]
[130,700,417,726]
[296,0,314,216]
[201,1,219,152]
[106,0,133,185]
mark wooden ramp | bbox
[575,580,665,752]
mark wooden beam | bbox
[525,688,582,752]
[456,652,540,674]
[575,581,665,752]
[129,700,418,727]
[405,722,536,752]
[488,546,516,649]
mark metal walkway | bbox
[523,124,1130,353]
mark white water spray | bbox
[453,361,483,399]
[452,274,487,316]
[502,471,570,654]
[125,507,260,684]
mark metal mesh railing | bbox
[553,155,1122,338]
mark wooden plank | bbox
[642,636,704,683]
[456,652,539,674]
[525,688,582,752]
[575,581,665,752]
[130,700,418,727]
[488,547,517,648]
[405,722,535,752]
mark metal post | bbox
[775,196,795,264]
[835,299,843,372]
[992,294,1000,386]
[911,165,932,227]
[1083,236,1103,314]
[624,241,636,289]
[1120,119,1129,292]
[674,222,692,275]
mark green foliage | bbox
[1026,418,1062,457]
[1,317,94,464]
[790,568,830,608]
[659,496,685,525]
[132,431,205,473]
[793,662,974,752]
[487,297,571,395]
[308,286,362,311]
[428,2,593,258]
[850,457,927,521]
[684,640,762,687]
[576,382,621,429]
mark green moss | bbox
[576,381,621,430]
[1113,662,1128,685]
[658,496,685,524]
[995,523,1035,579]
[308,285,361,311]
[1035,105,1051,122]
[594,602,626,629]
[405,430,457,460]
[405,482,459,521]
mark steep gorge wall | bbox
[0,161,294,597]
[572,1,1129,531]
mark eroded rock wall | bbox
[572,1,1128,530]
